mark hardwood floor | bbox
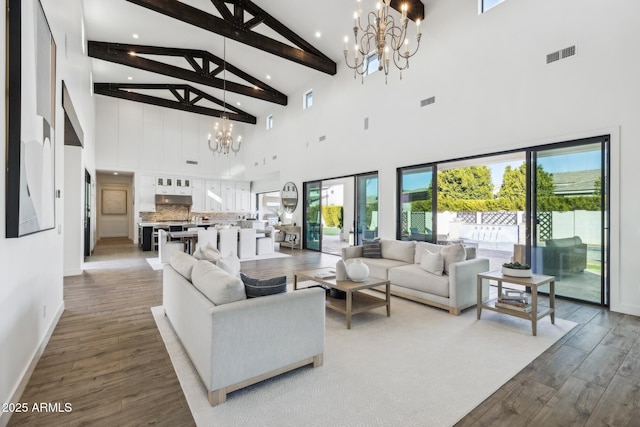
[8,239,639,426]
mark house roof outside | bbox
[552,169,600,196]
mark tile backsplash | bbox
[140,205,246,222]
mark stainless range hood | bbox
[155,194,193,206]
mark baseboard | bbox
[0,302,65,427]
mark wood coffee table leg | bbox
[346,290,352,329]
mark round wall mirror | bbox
[281,182,298,213]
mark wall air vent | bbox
[364,117,369,130]
[561,45,576,59]
[272,155,277,160]
[546,51,560,64]
[186,160,198,165]
[547,45,576,64]
[420,97,435,107]
[319,135,326,142]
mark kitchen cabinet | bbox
[221,182,236,211]
[205,180,222,211]
[156,176,175,194]
[138,174,156,212]
[174,178,192,195]
[191,179,205,212]
[235,181,251,213]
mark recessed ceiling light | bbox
[127,76,133,80]
[113,172,119,175]
[236,102,241,106]
[128,51,136,56]
[315,31,321,38]
[132,33,139,39]
[266,75,271,80]
[253,85,259,90]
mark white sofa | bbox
[343,239,490,315]
[163,252,325,405]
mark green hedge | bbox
[416,195,602,212]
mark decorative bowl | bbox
[502,266,533,277]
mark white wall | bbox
[95,97,249,181]
[0,0,96,420]
[239,0,636,314]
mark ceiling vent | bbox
[319,135,326,142]
[547,45,576,64]
[186,160,198,165]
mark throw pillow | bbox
[420,250,444,275]
[240,273,287,298]
[193,241,221,262]
[191,261,246,305]
[217,253,241,277]
[169,251,198,281]
[362,239,382,258]
[441,243,466,274]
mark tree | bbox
[497,163,527,210]
[437,166,494,201]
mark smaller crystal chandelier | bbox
[344,0,422,83]
[208,38,242,155]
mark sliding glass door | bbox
[529,136,609,304]
[304,181,321,251]
[356,173,379,244]
[398,166,434,242]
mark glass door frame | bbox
[303,171,379,253]
[526,135,610,306]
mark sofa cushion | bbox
[362,239,382,258]
[352,257,407,280]
[193,241,221,262]
[464,246,477,260]
[169,251,198,281]
[191,260,247,305]
[420,250,444,276]
[414,242,445,264]
[381,239,415,264]
[217,253,241,278]
[389,264,450,298]
[240,273,287,298]
[441,243,466,274]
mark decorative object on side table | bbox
[501,262,532,278]
[347,259,369,282]
[335,260,348,281]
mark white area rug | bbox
[146,257,163,270]
[147,252,290,270]
[151,293,575,427]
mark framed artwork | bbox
[101,190,127,215]
[6,0,57,237]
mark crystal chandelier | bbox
[208,38,242,155]
[344,0,422,83]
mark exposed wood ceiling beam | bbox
[93,83,257,124]
[390,0,425,22]
[88,41,287,106]
[125,0,337,75]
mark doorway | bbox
[303,172,378,254]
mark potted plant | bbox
[502,261,532,277]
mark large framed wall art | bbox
[6,0,57,237]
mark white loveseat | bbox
[343,240,490,315]
[163,252,325,406]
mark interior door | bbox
[529,136,609,304]
[84,170,91,257]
